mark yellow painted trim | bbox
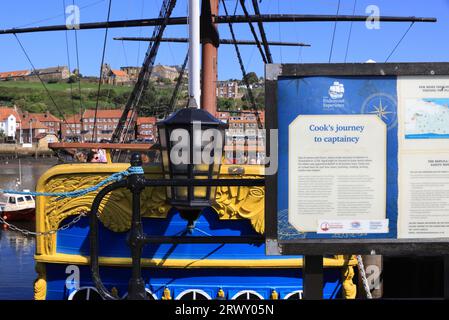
[33,262,47,300]
[35,163,265,255]
[35,253,357,268]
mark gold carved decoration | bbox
[212,176,265,234]
[44,174,169,233]
[34,262,47,300]
[35,164,265,255]
[342,265,357,299]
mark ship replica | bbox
[0,0,435,300]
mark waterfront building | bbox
[217,81,242,99]
[216,110,265,164]
[21,111,61,135]
[0,106,21,141]
[20,118,48,143]
[136,116,157,142]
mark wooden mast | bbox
[201,0,219,114]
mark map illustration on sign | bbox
[404,98,449,139]
[361,93,398,130]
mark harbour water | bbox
[0,158,57,300]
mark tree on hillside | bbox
[243,72,259,85]
[217,98,236,111]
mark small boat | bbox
[0,191,35,222]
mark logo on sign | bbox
[320,222,330,232]
[351,221,361,228]
[328,81,345,99]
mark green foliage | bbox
[243,72,259,85]
[217,98,236,111]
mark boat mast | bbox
[201,0,219,114]
[189,0,201,107]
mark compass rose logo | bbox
[361,93,398,130]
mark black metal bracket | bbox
[89,155,265,300]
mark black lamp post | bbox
[157,101,227,229]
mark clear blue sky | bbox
[0,0,448,80]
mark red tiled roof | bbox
[0,70,30,79]
[21,119,48,130]
[0,107,21,121]
[64,114,82,123]
[82,109,124,119]
[111,69,128,77]
[137,117,156,125]
[25,112,61,123]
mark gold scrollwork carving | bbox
[36,165,266,255]
[212,176,265,234]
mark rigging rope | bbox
[13,34,75,136]
[277,0,282,63]
[111,0,178,146]
[16,0,106,29]
[72,0,84,122]
[92,0,113,142]
[0,166,143,199]
[221,0,263,130]
[62,0,77,133]
[344,0,357,63]
[251,0,272,63]
[329,0,341,63]
[166,51,189,117]
[239,0,267,64]
[385,22,415,62]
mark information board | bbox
[265,63,449,255]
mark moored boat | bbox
[0,192,35,222]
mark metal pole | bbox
[201,0,219,114]
[303,255,323,299]
[113,36,311,47]
[0,15,436,35]
[188,0,201,106]
[127,154,146,300]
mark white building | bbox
[0,107,20,140]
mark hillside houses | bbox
[0,66,69,82]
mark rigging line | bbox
[73,0,84,120]
[277,0,282,63]
[344,0,357,63]
[113,0,177,158]
[328,0,341,63]
[385,21,415,63]
[62,0,76,128]
[111,0,178,145]
[239,0,267,64]
[121,40,129,65]
[136,0,145,66]
[251,0,272,63]
[92,0,113,143]
[13,33,75,136]
[233,0,239,15]
[16,0,106,28]
[167,51,189,117]
[221,0,262,130]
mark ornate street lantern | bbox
[157,100,227,226]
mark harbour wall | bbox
[0,143,54,158]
